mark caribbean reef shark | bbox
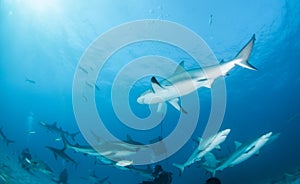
[202,132,279,176]
[45,145,77,165]
[173,129,231,175]
[61,134,136,167]
[137,35,256,113]
[39,121,79,141]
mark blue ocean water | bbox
[1,0,300,184]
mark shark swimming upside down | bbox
[137,35,257,113]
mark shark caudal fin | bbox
[61,134,72,150]
[201,164,217,177]
[69,132,79,141]
[234,34,257,70]
[172,163,185,176]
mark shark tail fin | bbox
[61,134,71,150]
[99,176,109,183]
[172,163,185,176]
[234,34,257,70]
[201,164,217,177]
[70,132,79,141]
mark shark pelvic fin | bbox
[157,102,166,113]
[151,77,164,92]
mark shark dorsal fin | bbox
[234,141,242,149]
[151,77,164,92]
[126,135,133,142]
[173,61,185,75]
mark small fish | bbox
[28,131,36,134]
[82,95,88,102]
[25,78,36,84]
[209,14,213,26]
[0,174,7,183]
[95,84,100,91]
[79,66,89,74]
[55,138,62,142]
[116,160,133,167]
[85,81,94,88]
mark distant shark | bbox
[173,129,231,175]
[61,134,136,167]
[137,35,256,113]
[45,145,77,165]
[39,121,79,141]
[81,173,110,184]
[0,127,15,146]
[52,168,68,184]
[126,165,154,179]
[202,132,279,176]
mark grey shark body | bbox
[45,145,77,165]
[52,168,68,184]
[137,35,256,112]
[39,121,79,141]
[61,134,135,167]
[82,173,109,184]
[173,129,231,175]
[202,132,278,176]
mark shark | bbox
[45,145,77,165]
[39,121,79,141]
[52,168,68,184]
[137,35,256,113]
[173,129,231,175]
[0,127,15,146]
[202,132,279,176]
[61,134,136,167]
[25,158,53,176]
[127,165,154,179]
[82,173,110,184]
[91,131,148,152]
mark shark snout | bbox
[137,96,144,104]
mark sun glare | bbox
[22,0,61,15]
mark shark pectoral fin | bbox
[255,150,260,156]
[215,145,221,150]
[151,77,164,92]
[168,98,187,114]
[234,141,242,149]
[173,61,185,75]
